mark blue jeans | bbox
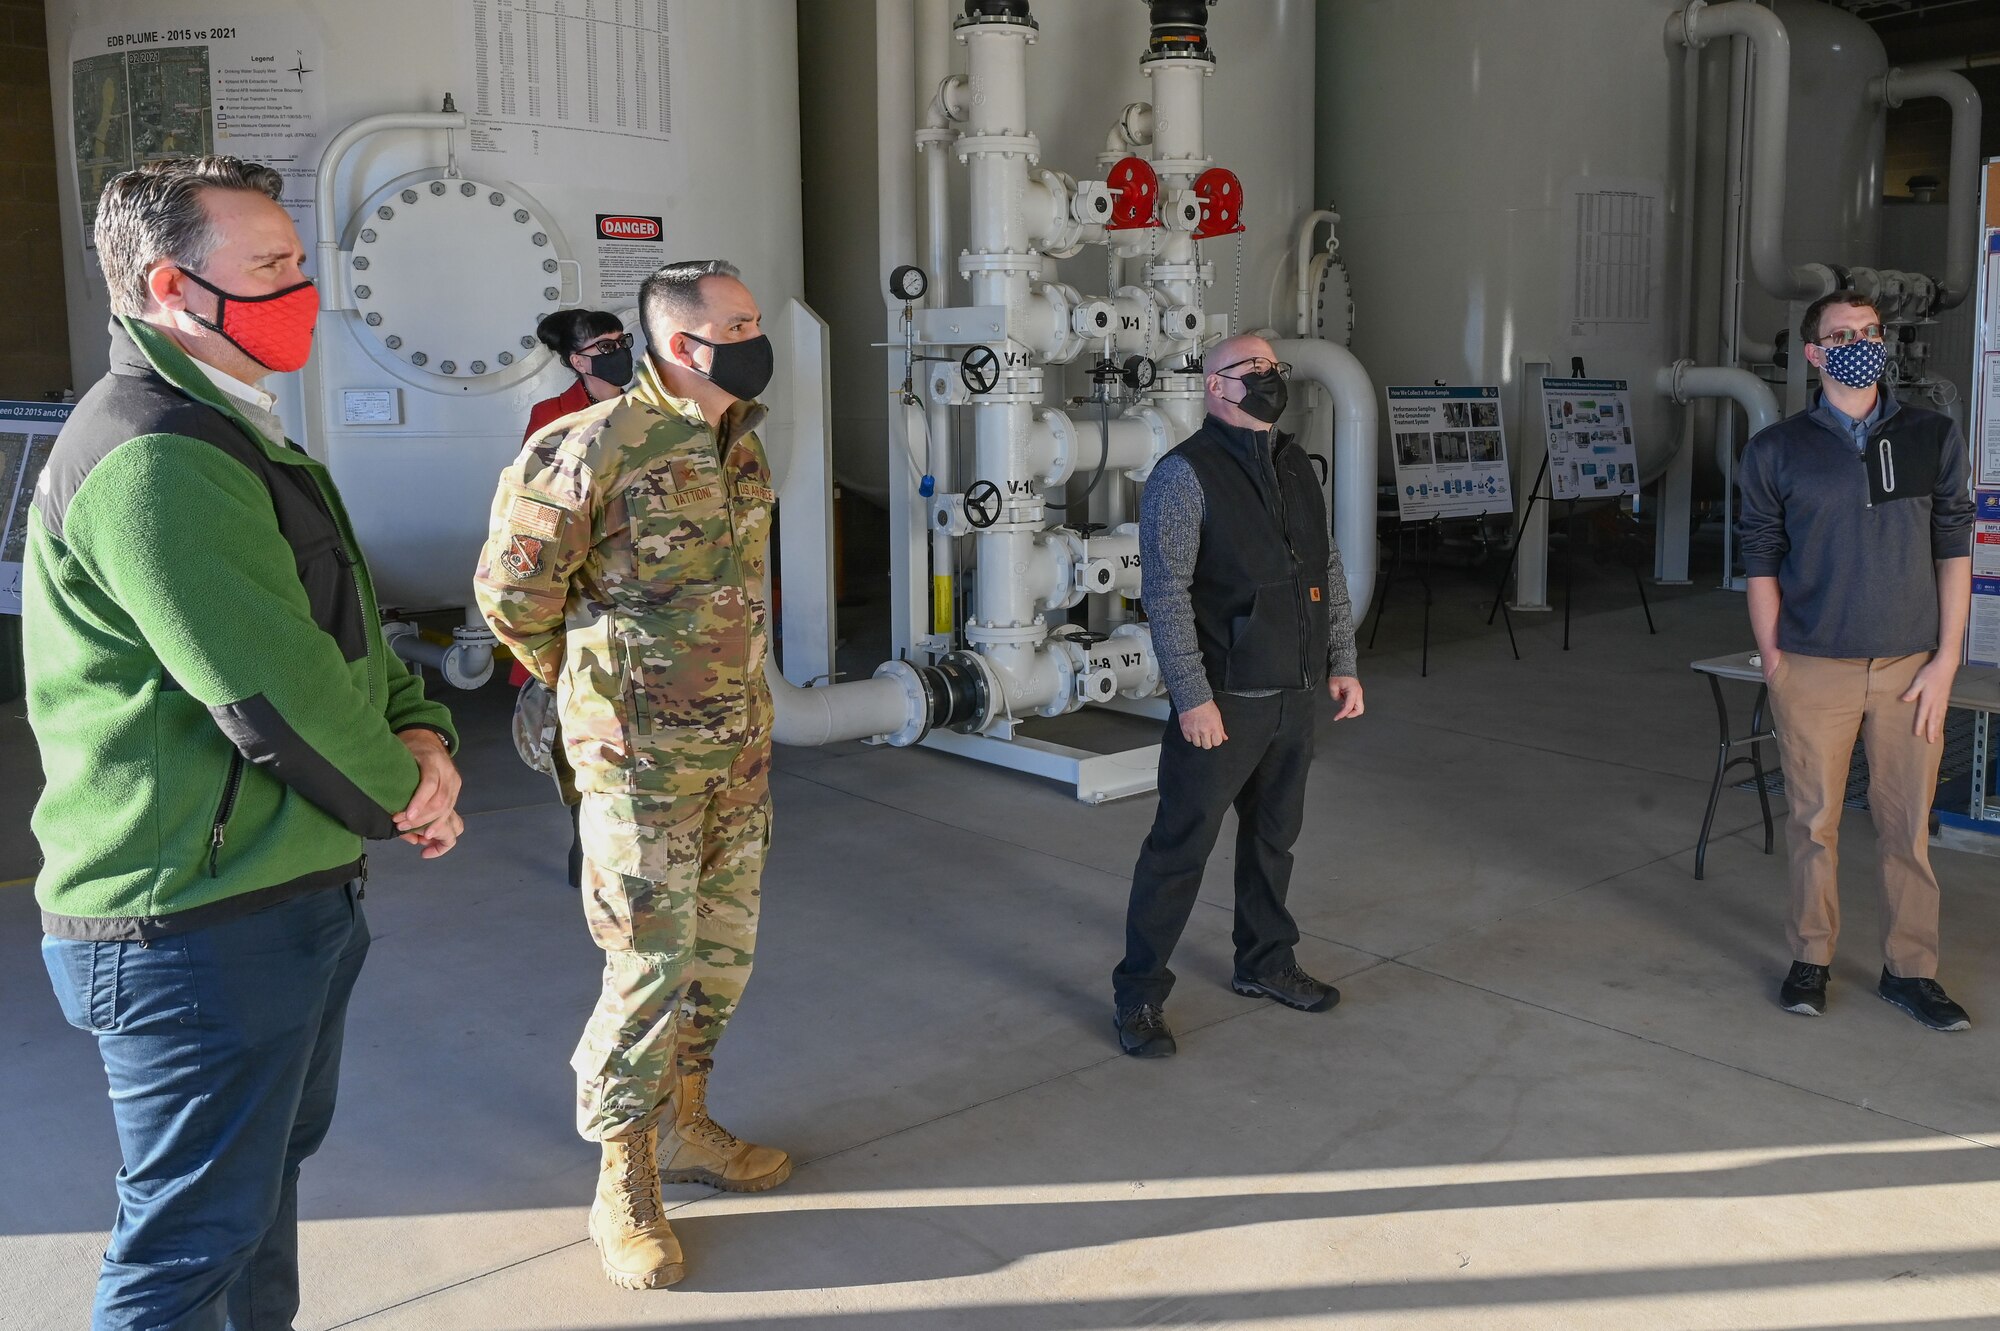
[43,882,370,1331]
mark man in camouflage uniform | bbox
[476,259,787,1291]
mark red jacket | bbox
[523,378,595,443]
[509,379,598,685]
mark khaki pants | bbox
[1767,652,1944,977]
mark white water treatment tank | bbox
[1317,0,1692,483]
[46,0,806,613]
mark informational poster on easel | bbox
[1972,489,2000,668]
[0,400,74,615]
[1384,385,1514,521]
[1540,378,1639,501]
[1980,353,2000,487]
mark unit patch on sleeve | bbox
[509,497,564,539]
[501,534,548,580]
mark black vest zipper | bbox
[1263,446,1312,688]
[208,750,246,877]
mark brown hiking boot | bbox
[588,1130,686,1290]
[660,1069,793,1193]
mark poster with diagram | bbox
[1384,385,1513,521]
[1540,378,1640,501]
[69,20,325,249]
[0,402,75,616]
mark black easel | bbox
[1368,513,1442,677]
[1483,359,1657,653]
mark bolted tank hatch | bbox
[343,172,572,386]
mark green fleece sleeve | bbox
[382,646,459,752]
[66,434,421,838]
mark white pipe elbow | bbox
[1669,2,1830,303]
[315,110,468,310]
[384,623,494,691]
[764,656,921,747]
[1660,361,1783,474]
[1270,338,1379,622]
[1876,67,1981,309]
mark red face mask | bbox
[177,267,319,373]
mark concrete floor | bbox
[6,555,2000,1329]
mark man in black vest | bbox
[1113,333,1363,1057]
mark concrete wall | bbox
[0,0,70,400]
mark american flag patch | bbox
[509,497,562,538]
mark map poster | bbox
[70,21,325,254]
[1383,385,1513,521]
[1540,378,1640,501]
[0,402,75,616]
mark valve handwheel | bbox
[1191,167,1247,240]
[963,479,1003,529]
[1106,156,1163,231]
[959,345,1001,394]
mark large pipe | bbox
[1658,361,1783,474]
[1669,2,1833,303]
[1271,338,1378,622]
[313,110,467,310]
[878,0,919,316]
[765,657,915,747]
[1875,67,1981,310]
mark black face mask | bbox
[579,345,634,389]
[1230,368,1289,424]
[680,331,774,402]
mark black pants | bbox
[1113,687,1316,1011]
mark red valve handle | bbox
[1106,155,1162,231]
[1191,167,1246,240]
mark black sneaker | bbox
[1878,970,1971,1032]
[1232,963,1340,1013]
[1779,961,1829,1016]
[1115,1003,1177,1057]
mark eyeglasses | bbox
[579,333,634,354]
[1813,324,1885,347]
[1210,356,1293,379]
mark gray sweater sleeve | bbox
[1326,540,1358,678]
[1139,454,1212,713]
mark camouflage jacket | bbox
[475,358,774,797]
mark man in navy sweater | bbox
[1737,290,1974,1029]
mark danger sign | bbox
[596,214,662,242]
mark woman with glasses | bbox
[524,309,635,442]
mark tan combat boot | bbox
[659,1069,793,1192]
[588,1129,686,1290]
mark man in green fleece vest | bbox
[24,156,463,1330]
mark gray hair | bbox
[639,259,741,343]
[93,156,284,316]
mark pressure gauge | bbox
[889,265,929,302]
[1121,355,1158,393]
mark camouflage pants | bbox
[571,786,770,1141]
